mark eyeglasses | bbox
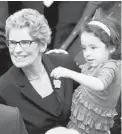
[6,40,35,49]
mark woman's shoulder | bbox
[48,53,74,62]
[47,53,78,70]
[0,66,16,86]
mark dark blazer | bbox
[0,53,80,134]
[0,104,28,134]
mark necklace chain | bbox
[27,64,44,81]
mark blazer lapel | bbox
[12,54,65,116]
[12,67,48,110]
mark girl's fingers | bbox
[50,67,62,78]
[55,75,60,79]
[50,70,55,77]
[50,69,58,78]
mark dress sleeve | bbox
[96,61,118,89]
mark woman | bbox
[0,9,80,134]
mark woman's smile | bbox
[14,55,27,61]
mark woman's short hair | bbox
[80,16,121,60]
[5,8,52,45]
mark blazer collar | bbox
[12,54,65,116]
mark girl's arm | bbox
[51,66,104,91]
[69,69,104,91]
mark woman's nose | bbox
[14,43,23,53]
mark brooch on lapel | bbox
[53,79,61,89]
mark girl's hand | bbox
[50,66,71,79]
[46,49,68,54]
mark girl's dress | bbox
[67,60,121,134]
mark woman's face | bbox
[8,27,41,68]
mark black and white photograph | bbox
[0,1,121,134]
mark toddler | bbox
[51,16,121,134]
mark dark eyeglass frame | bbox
[6,40,36,49]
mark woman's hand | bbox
[46,49,68,54]
[50,66,72,79]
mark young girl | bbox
[50,16,121,134]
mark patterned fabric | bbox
[67,60,121,134]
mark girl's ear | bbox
[39,41,47,53]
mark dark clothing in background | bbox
[8,1,44,15]
[0,104,28,134]
[0,2,12,76]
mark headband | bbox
[88,21,111,36]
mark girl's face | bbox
[81,31,111,67]
[8,27,43,68]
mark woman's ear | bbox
[39,41,47,53]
